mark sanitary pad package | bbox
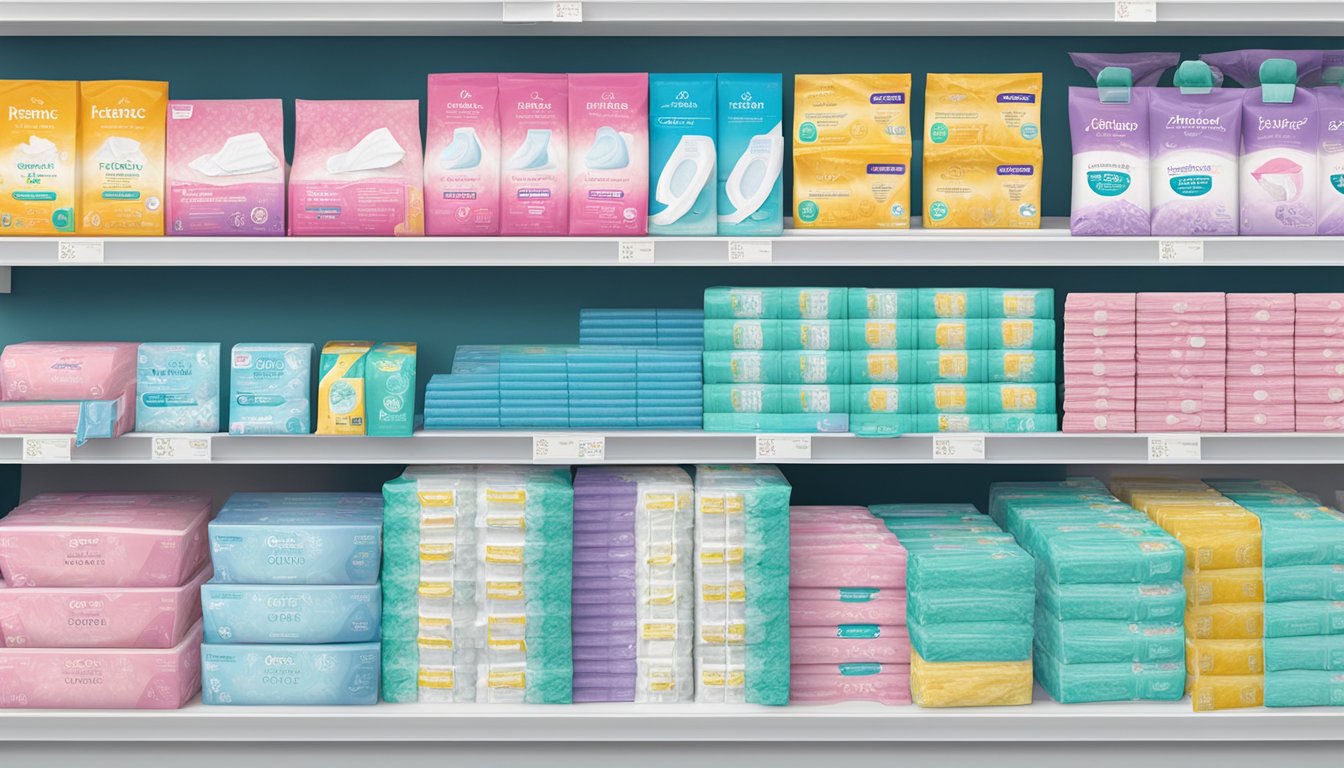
[569,73,649,236]
[648,74,717,236]
[0,80,77,235]
[1239,60,1319,235]
[289,99,424,236]
[500,74,568,235]
[717,74,784,236]
[207,493,383,585]
[201,581,380,644]
[1149,62,1243,236]
[165,99,285,235]
[201,640,379,705]
[425,73,501,235]
[136,342,220,433]
[228,342,313,435]
[0,341,138,440]
[318,341,372,436]
[366,342,417,437]
[1318,87,1344,235]
[79,80,169,236]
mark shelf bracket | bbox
[0,267,11,294]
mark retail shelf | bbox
[9,431,1344,464]
[4,0,1343,36]
[4,220,1344,267]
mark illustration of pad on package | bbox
[78,80,169,236]
[569,73,649,236]
[425,73,500,235]
[717,74,784,236]
[648,74,717,235]
[166,99,285,235]
[229,343,313,435]
[500,74,569,235]
[0,80,78,235]
[0,341,139,441]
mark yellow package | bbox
[1,81,78,235]
[924,73,1042,149]
[910,648,1033,708]
[79,80,168,235]
[1186,602,1265,640]
[1186,639,1264,676]
[793,74,912,147]
[923,145,1042,229]
[1184,568,1264,605]
[1189,673,1264,711]
[318,341,373,435]
[793,148,910,229]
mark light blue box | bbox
[229,343,314,435]
[201,642,380,705]
[202,581,382,644]
[716,74,784,236]
[137,342,221,433]
[208,493,383,585]
[649,74,718,236]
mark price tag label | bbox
[150,436,212,462]
[1114,0,1157,22]
[727,240,773,264]
[617,240,655,264]
[553,1,582,21]
[754,435,811,461]
[1158,239,1204,264]
[533,435,605,462]
[57,240,104,264]
[21,436,72,462]
[932,435,986,461]
[1148,435,1201,462]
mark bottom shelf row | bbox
[0,465,1340,713]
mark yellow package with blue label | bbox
[793,74,912,147]
[924,72,1042,149]
[793,148,910,229]
[78,80,169,235]
[318,341,373,435]
[923,145,1043,229]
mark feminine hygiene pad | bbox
[0,493,211,588]
[0,80,77,235]
[1149,62,1242,236]
[0,565,209,648]
[136,342,221,432]
[79,80,169,235]
[289,99,424,236]
[500,74,568,235]
[166,99,285,235]
[789,662,911,705]
[1240,60,1319,235]
[569,73,649,236]
[229,342,313,435]
[0,621,202,709]
[717,74,785,236]
[201,581,380,644]
[425,73,500,235]
[201,641,379,705]
[648,74,717,235]
[207,493,383,585]
[1,341,138,402]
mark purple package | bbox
[573,547,636,563]
[572,616,639,634]
[573,601,639,618]
[574,659,638,675]
[1149,62,1243,236]
[1317,87,1344,235]
[573,686,637,703]
[1240,62,1319,235]
[1070,52,1180,86]
[1200,49,1339,87]
[572,644,636,661]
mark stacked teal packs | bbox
[579,309,705,349]
[693,465,791,705]
[989,478,1186,703]
[380,466,478,703]
[848,288,915,436]
[1210,479,1344,707]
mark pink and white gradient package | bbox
[789,662,911,706]
[499,74,568,235]
[567,73,649,236]
[1063,293,1137,433]
[0,342,137,401]
[1136,292,1226,432]
[1227,294,1295,432]
[425,73,501,235]
[1296,294,1344,430]
[166,99,285,236]
[0,493,211,588]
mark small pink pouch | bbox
[1064,325,1137,339]
[1064,382,1136,397]
[1063,310,1137,326]
[1227,293,1295,311]
[1066,293,1136,312]
[1136,332,1227,351]
[1293,323,1344,340]
[1227,412,1295,432]
[1137,412,1224,431]
[1227,335,1295,352]
[1064,412,1136,432]
[790,663,911,706]
[1136,347,1226,363]
[1135,361,1227,378]
[790,625,911,664]
[1226,382,1295,405]
[1226,323,1294,338]
[1136,398,1225,414]
[1063,348,1136,365]
[1227,359,1295,378]
[1063,397,1137,412]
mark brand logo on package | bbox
[730,91,766,110]
[664,90,699,110]
[586,90,630,111]
[446,89,483,110]
[9,103,58,120]
[997,92,1037,104]
[867,164,907,175]
[997,165,1035,176]
[50,357,84,371]
[519,91,552,111]
[870,92,906,105]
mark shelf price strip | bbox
[932,435,986,461]
[532,434,605,462]
[150,436,213,462]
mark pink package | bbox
[1227,293,1296,310]
[1227,323,1294,338]
[790,588,907,625]
[1064,397,1136,413]
[425,73,500,236]
[1065,326,1138,341]
[1136,293,1226,312]
[791,625,911,664]
[1294,338,1344,354]
[1296,294,1344,313]
[165,99,285,236]
[790,663,911,706]
[1064,412,1135,432]
[1063,345,1137,362]
[1295,377,1344,403]
[1136,361,1227,377]
[499,74,568,235]
[1137,413,1223,431]
[1136,399,1225,415]
[0,391,134,441]
[1063,308,1136,323]
[1229,346,1295,361]
[1229,335,1296,351]
[1064,360,1136,378]
[1227,404,1295,432]
[1294,324,1344,340]
[1,342,137,401]
[1137,349,1226,364]
[792,556,907,588]
[568,73,649,236]
[0,493,211,588]
[1296,359,1344,377]
[0,565,209,648]
[289,100,424,236]
[1227,358,1294,377]
[0,620,201,709]
[1226,384,1294,405]
[1296,403,1344,430]
[1065,293,1136,311]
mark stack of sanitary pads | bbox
[1294,294,1344,431]
[579,309,705,349]
[381,466,479,702]
[1212,480,1344,707]
[1113,478,1264,710]
[1136,292,1227,432]
[1063,293,1137,432]
[693,464,791,705]
[135,342,222,433]
[1227,295,1296,432]
[788,506,910,705]
[848,288,915,436]
[0,341,139,443]
[202,493,383,706]
[872,503,1034,707]
[990,479,1186,703]
[571,467,694,703]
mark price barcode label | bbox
[553,1,582,21]
[932,435,986,461]
[22,436,72,462]
[617,240,655,264]
[57,240,104,264]
[1114,0,1157,22]
[727,240,773,264]
[754,435,811,461]
[151,436,212,462]
[533,435,605,462]
[1148,435,1201,462]
[1158,239,1203,264]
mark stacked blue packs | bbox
[580,309,705,349]
[424,346,503,429]
[637,348,703,428]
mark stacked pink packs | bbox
[788,506,910,705]
[1226,294,1295,432]
[1136,293,1226,433]
[0,342,139,442]
[1063,293,1136,432]
[1294,294,1344,431]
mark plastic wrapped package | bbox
[1263,566,1344,602]
[1184,568,1265,605]
[1264,670,1344,707]
[1186,638,1265,676]
[1035,646,1184,703]
[1190,674,1264,711]
[790,662,911,705]
[909,648,1032,707]
[1186,602,1264,639]
[1264,600,1344,638]
[1036,578,1185,623]
[907,617,1033,662]
[1264,635,1344,671]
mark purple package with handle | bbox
[1069,52,1180,86]
[1149,62,1243,236]
[1240,60,1319,235]
[1317,87,1344,235]
[1200,49,1341,87]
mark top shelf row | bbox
[4,1,1344,36]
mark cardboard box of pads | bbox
[318,341,372,435]
[366,342,417,437]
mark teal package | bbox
[201,642,380,705]
[988,383,1056,414]
[228,342,314,435]
[703,319,783,351]
[1034,608,1184,664]
[892,528,1014,543]
[781,351,847,384]
[1264,565,1344,602]
[781,384,847,414]
[1037,578,1186,623]
[850,385,915,415]
[848,288,916,319]
[702,412,849,433]
[850,414,914,436]
[915,383,986,414]
[847,318,915,350]
[916,319,988,350]
[914,413,987,432]
[136,342,221,432]
[1264,601,1344,637]
[848,349,915,384]
[779,287,848,319]
[782,320,847,351]
[716,74,784,237]
[1034,646,1184,704]
[1029,527,1185,584]
[915,350,985,383]
[905,538,1034,593]
[988,318,1056,350]
[703,351,783,384]
[366,342,417,437]
[201,581,381,644]
[703,383,782,413]
[703,287,782,319]
[987,350,1056,383]
[649,74,718,236]
[1256,509,1344,568]
[986,288,1055,319]
[1264,635,1344,672]
[871,502,984,519]
[916,288,986,319]
[907,618,1033,662]
[1263,670,1344,707]
[907,588,1034,624]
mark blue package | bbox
[202,581,382,644]
[208,493,383,585]
[136,342,221,433]
[201,642,380,705]
[716,74,784,236]
[228,343,314,435]
[649,74,718,236]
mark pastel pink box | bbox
[790,663,911,706]
[0,393,134,440]
[1227,293,1295,311]
[1227,359,1294,377]
[791,555,906,589]
[0,620,201,709]
[1137,413,1224,431]
[0,493,211,588]
[1136,348,1226,363]
[1136,361,1226,377]
[1295,294,1344,313]
[0,342,138,401]
[1295,378,1344,403]
[0,566,210,648]
[1063,412,1135,432]
[791,625,911,664]
[1296,359,1344,377]
[1065,359,1136,377]
[1065,293,1136,312]
[1296,403,1344,430]
[790,588,907,626]
[1063,310,1136,325]
[1136,293,1225,312]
